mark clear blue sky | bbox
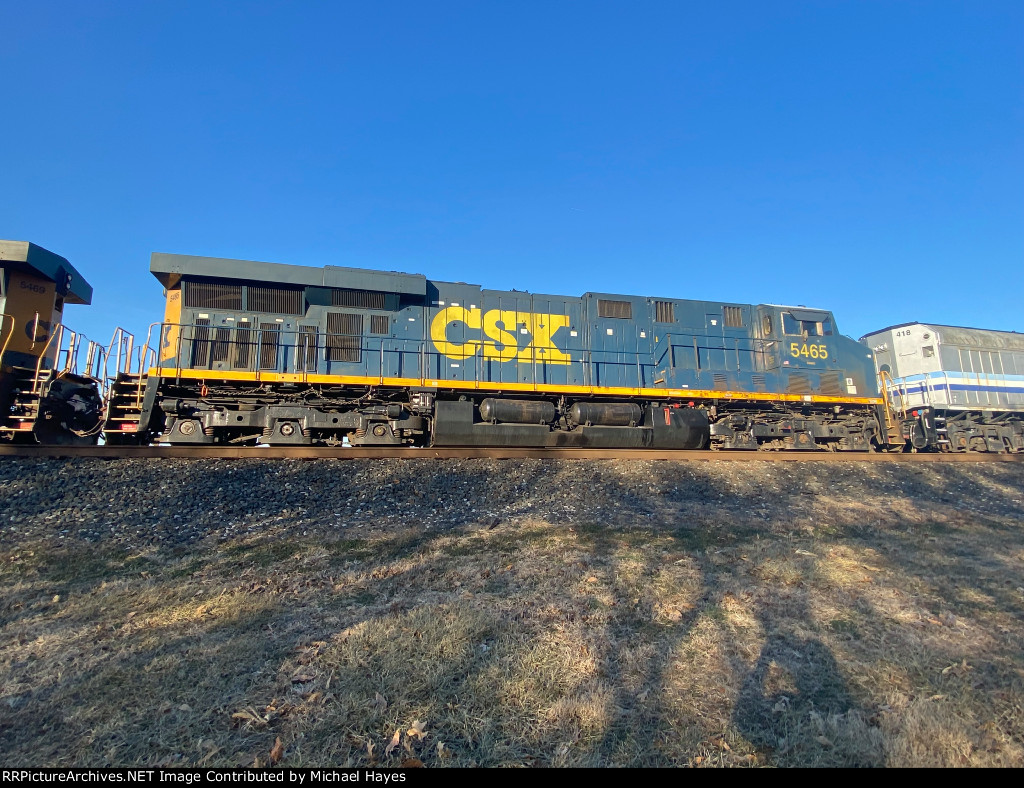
[2,1,1022,347]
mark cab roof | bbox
[0,240,92,305]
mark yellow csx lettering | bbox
[430,306,572,364]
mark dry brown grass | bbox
[2,460,1024,767]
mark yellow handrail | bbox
[0,313,15,364]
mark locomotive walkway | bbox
[0,445,1021,461]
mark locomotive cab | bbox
[0,240,105,444]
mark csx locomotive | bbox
[96,249,891,451]
[0,241,106,444]
[5,241,1020,452]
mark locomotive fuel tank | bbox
[479,398,555,424]
[569,402,643,427]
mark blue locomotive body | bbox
[106,252,885,450]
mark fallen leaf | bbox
[178,703,192,712]
[366,740,375,758]
[291,674,315,684]
[436,742,450,759]
[385,729,401,756]
[586,576,598,583]
[373,692,388,710]
[269,737,284,765]
[694,756,704,765]
[407,720,428,740]
[400,758,423,768]
[231,708,268,727]
[816,736,833,748]
[929,694,947,701]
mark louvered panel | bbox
[190,318,211,367]
[298,326,318,372]
[211,328,231,363]
[819,371,844,397]
[332,289,388,309]
[786,372,812,394]
[327,312,362,363]
[259,323,279,370]
[248,285,304,315]
[370,315,390,335]
[598,299,632,319]
[654,301,675,323]
[233,320,254,369]
[723,306,744,328]
[183,281,242,310]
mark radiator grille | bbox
[370,315,390,335]
[190,318,211,367]
[786,372,812,394]
[297,326,318,372]
[819,371,844,397]
[259,323,279,370]
[332,289,388,309]
[248,285,304,315]
[654,301,675,323]
[211,328,231,364]
[183,281,242,311]
[598,299,632,319]
[723,306,744,328]
[327,312,363,363]
[233,320,254,369]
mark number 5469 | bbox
[790,343,827,359]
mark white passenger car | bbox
[861,322,1024,452]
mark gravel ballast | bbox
[3,458,1023,550]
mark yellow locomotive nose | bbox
[0,240,105,445]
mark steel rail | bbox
[0,445,1022,462]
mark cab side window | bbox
[783,313,801,335]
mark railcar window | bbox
[821,317,834,336]
[723,306,744,328]
[598,299,632,319]
[762,315,773,336]
[922,346,935,358]
[654,301,675,323]
[783,313,800,335]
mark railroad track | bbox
[0,445,1022,462]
